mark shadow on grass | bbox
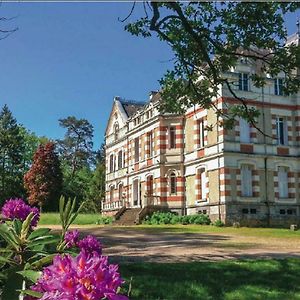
[119,258,300,300]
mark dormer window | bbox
[114,123,119,141]
[274,78,284,96]
[238,73,249,91]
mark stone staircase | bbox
[113,208,141,225]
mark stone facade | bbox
[103,34,300,227]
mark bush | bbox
[96,215,113,225]
[214,219,225,227]
[143,212,211,225]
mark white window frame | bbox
[200,170,207,200]
[238,73,249,91]
[240,118,251,143]
[274,78,284,96]
[241,164,253,197]
[169,127,176,149]
[134,137,139,163]
[276,117,288,146]
[278,166,288,198]
[199,119,205,148]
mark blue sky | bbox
[0,3,298,149]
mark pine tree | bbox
[0,104,25,203]
[24,142,63,211]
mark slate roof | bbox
[119,99,146,118]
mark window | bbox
[238,73,249,91]
[118,184,123,201]
[240,118,251,143]
[274,78,284,96]
[114,123,119,141]
[250,208,257,214]
[134,138,139,163]
[276,117,288,145]
[169,127,176,149]
[280,209,286,215]
[170,172,177,194]
[109,154,114,173]
[200,170,207,199]
[287,209,296,215]
[199,119,205,148]
[241,165,253,197]
[278,166,288,198]
[110,186,114,202]
[147,131,154,157]
[118,150,123,170]
[147,175,153,196]
[242,208,249,214]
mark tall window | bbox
[278,167,288,198]
[118,150,123,169]
[134,137,139,163]
[238,73,249,91]
[170,172,177,194]
[114,123,119,141]
[200,169,207,199]
[118,184,123,201]
[169,127,176,149]
[241,165,253,197]
[274,78,284,96]
[149,131,153,156]
[199,119,205,148]
[276,117,287,145]
[147,175,153,196]
[240,118,251,143]
[109,154,114,173]
[110,186,114,202]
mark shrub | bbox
[214,219,225,227]
[143,211,211,225]
[96,215,113,225]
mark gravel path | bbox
[52,226,300,263]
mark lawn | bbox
[39,213,101,225]
[120,258,300,300]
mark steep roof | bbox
[119,99,146,118]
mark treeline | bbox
[0,104,105,212]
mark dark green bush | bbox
[213,219,225,227]
[96,215,113,225]
[142,212,211,225]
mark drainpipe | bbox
[262,85,270,226]
[217,114,222,221]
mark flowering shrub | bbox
[0,197,129,300]
[1,198,40,227]
[26,250,127,300]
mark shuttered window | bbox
[240,118,251,143]
[241,165,253,197]
[278,167,288,198]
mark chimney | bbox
[149,90,158,100]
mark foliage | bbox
[0,105,25,203]
[96,215,113,225]
[0,197,128,299]
[143,211,211,225]
[213,219,225,227]
[120,259,300,299]
[57,116,95,177]
[24,142,63,211]
[125,2,300,127]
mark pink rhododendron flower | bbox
[64,230,80,248]
[26,250,128,300]
[1,198,40,227]
[78,235,102,255]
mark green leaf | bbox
[18,289,42,298]
[17,270,41,283]
[0,254,15,265]
[28,228,51,240]
[0,223,20,249]
[30,254,56,269]
[21,212,34,240]
[12,219,22,235]
[59,195,65,227]
[27,235,60,249]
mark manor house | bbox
[103,33,300,226]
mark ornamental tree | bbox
[124,2,300,128]
[24,142,63,210]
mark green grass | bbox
[39,213,101,225]
[120,258,300,300]
[120,224,300,239]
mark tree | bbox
[125,2,300,128]
[24,142,63,210]
[0,105,25,203]
[57,116,95,177]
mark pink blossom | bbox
[64,230,80,248]
[78,235,102,255]
[1,198,40,227]
[26,250,128,300]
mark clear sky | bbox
[0,2,298,150]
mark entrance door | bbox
[133,179,139,206]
